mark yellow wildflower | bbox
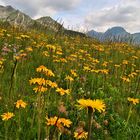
[99,69,109,74]
[42,51,49,57]
[15,99,27,109]
[70,70,78,77]
[122,60,128,65]
[77,99,106,112]
[114,64,121,68]
[36,65,47,73]
[121,77,131,82]
[128,72,137,78]
[36,65,55,77]
[59,118,72,128]
[46,116,72,129]
[26,47,33,52]
[102,61,108,67]
[33,86,48,93]
[74,131,88,139]
[56,88,70,96]
[1,112,14,121]
[56,51,63,55]
[47,81,58,88]
[91,69,100,73]
[65,75,74,82]
[132,56,138,59]
[20,34,30,39]
[83,66,91,72]
[29,78,46,86]
[60,58,67,63]
[127,97,139,105]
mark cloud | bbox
[0,0,5,5]
[84,0,140,33]
[1,0,81,18]
[0,0,140,33]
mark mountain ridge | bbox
[1,5,140,43]
[0,5,86,37]
[87,26,140,44]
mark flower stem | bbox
[4,122,8,140]
[8,59,18,102]
[87,107,93,140]
[37,92,42,140]
[124,105,132,129]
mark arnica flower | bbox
[132,56,138,59]
[128,72,137,78]
[36,65,48,73]
[127,97,139,105]
[46,116,72,129]
[114,64,121,68]
[46,80,58,88]
[83,66,91,72]
[70,70,78,77]
[33,86,48,93]
[65,75,74,82]
[29,78,46,86]
[20,34,30,39]
[26,47,33,52]
[102,61,108,67]
[1,112,14,121]
[15,99,27,109]
[56,50,63,55]
[121,76,131,83]
[122,60,129,65]
[99,69,109,75]
[36,65,55,77]
[91,69,100,73]
[74,131,88,139]
[60,58,67,63]
[56,88,70,96]
[42,51,49,57]
[77,99,106,113]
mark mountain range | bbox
[0,5,65,32]
[87,27,140,45]
[0,5,85,37]
[0,5,140,44]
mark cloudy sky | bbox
[0,0,140,33]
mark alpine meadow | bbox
[0,2,140,140]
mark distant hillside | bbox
[87,30,103,40]
[87,26,140,45]
[0,5,65,35]
[36,16,64,32]
[0,5,35,27]
[0,5,86,37]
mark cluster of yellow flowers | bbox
[46,116,72,130]
[36,65,55,77]
[83,66,109,75]
[1,99,27,121]
[30,66,71,95]
[121,71,138,83]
